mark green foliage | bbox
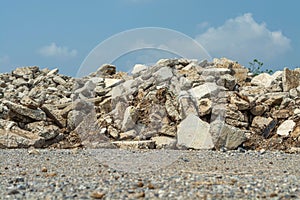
[248,59,273,76]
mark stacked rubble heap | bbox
[0,58,300,152]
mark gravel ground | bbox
[0,149,300,200]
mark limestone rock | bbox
[251,73,273,87]
[132,64,148,75]
[96,64,116,76]
[282,68,300,92]
[198,98,212,116]
[4,100,46,121]
[277,120,295,137]
[177,114,213,150]
[251,116,277,138]
[121,106,138,132]
[210,120,246,150]
[189,82,219,100]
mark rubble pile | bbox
[0,58,300,151]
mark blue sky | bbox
[1,0,299,76]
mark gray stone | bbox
[229,93,250,111]
[153,67,173,83]
[0,119,17,130]
[4,100,46,121]
[282,68,300,92]
[210,120,246,150]
[52,75,66,85]
[121,106,138,132]
[165,97,180,121]
[189,82,219,100]
[40,104,66,128]
[217,74,236,90]
[202,68,231,76]
[177,114,213,150]
[178,92,199,119]
[0,128,45,148]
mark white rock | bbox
[177,114,213,149]
[277,120,296,137]
[154,67,173,83]
[294,108,300,115]
[251,73,273,87]
[104,78,123,88]
[131,64,148,74]
[121,106,138,131]
[189,82,219,100]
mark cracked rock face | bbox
[0,58,300,151]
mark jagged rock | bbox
[20,96,40,109]
[272,109,291,119]
[121,106,138,132]
[177,114,213,149]
[41,104,66,128]
[151,136,176,149]
[239,86,267,97]
[229,93,250,111]
[12,66,39,78]
[250,104,268,116]
[251,116,277,138]
[257,92,288,107]
[108,126,119,139]
[213,58,248,84]
[178,92,199,118]
[132,64,148,75]
[0,128,45,148]
[217,74,236,90]
[153,66,173,83]
[251,73,273,87]
[210,120,246,150]
[26,122,60,140]
[0,119,17,130]
[165,96,180,121]
[189,82,219,100]
[96,64,116,76]
[4,100,46,121]
[198,98,212,116]
[277,120,295,137]
[120,129,137,140]
[282,68,300,92]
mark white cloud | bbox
[196,13,291,64]
[38,42,77,58]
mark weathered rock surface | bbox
[177,114,213,150]
[0,58,300,151]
